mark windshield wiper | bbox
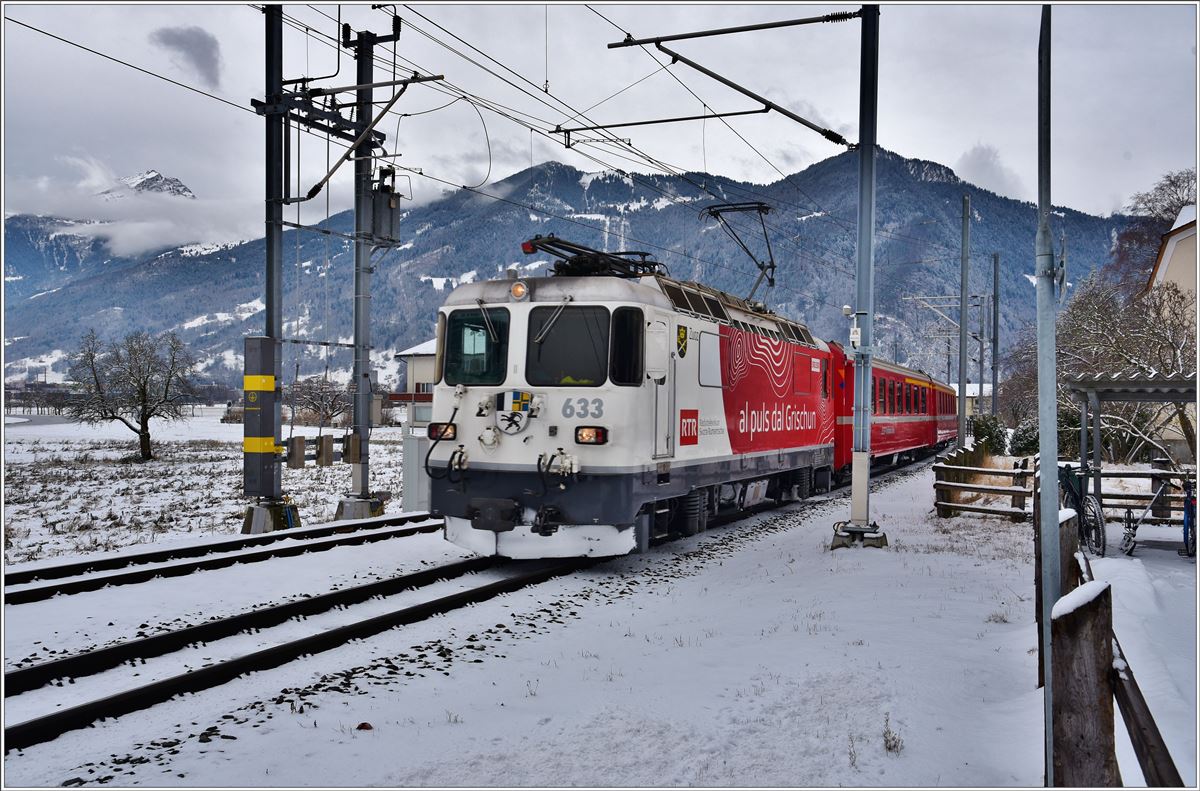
[533,296,574,344]
[475,299,498,343]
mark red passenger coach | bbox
[829,343,958,473]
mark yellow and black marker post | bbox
[242,336,300,533]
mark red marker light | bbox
[520,240,536,254]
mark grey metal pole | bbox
[978,299,985,416]
[958,195,970,446]
[1034,6,1059,785]
[992,253,1000,416]
[351,33,374,500]
[264,4,283,501]
[848,4,878,528]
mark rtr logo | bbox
[680,409,699,446]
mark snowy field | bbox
[2,452,1194,787]
[3,409,408,565]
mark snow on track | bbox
[5,466,1052,787]
[4,533,474,671]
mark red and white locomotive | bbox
[424,236,956,558]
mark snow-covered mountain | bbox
[99,169,196,201]
[4,150,1135,387]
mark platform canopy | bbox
[1065,371,1196,497]
[1064,371,1197,404]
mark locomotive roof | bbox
[647,275,828,352]
[440,273,828,352]
[440,275,673,311]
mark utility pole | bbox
[958,194,970,446]
[244,10,438,531]
[337,18,403,521]
[833,4,883,549]
[992,252,1000,416]
[242,4,299,534]
[978,295,986,415]
[603,6,878,548]
[1034,6,1060,784]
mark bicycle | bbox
[1180,479,1196,558]
[1120,479,1175,556]
[1058,463,1107,557]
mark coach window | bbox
[821,360,828,398]
[871,377,877,413]
[527,305,610,386]
[444,307,510,386]
[610,307,643,386]
[887,380,894,414]
[921,388,927,414]
[907,385,913,414]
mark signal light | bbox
[427,422,457,441]
[575,426,608,445]
[510,280,529,301]
[520,240,536,254]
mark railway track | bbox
[4,556,586,752]
[4,454,936,753]
[4,514,442,605]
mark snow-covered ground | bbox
[3,458,1194,787]
[2,409,408,565]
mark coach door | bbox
[646,319,674,458]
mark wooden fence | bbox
[1033,496,1184,786]
[933,448,1031,522]
[1031,459,1195,525]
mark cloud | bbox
[10,168,258,256]
[58,155,119,193]
[149,26,222,89]
[954,144,1027,200]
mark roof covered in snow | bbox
[1064,370,1197,403]
[949,383,993,398]
[396,339,437,357]
[1172,204,1196,231]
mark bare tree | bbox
[68,329,197,460]
[1126,167,1196,226]
[1005,276,1196,464]
[287,376,349,428]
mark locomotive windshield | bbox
[526,305,610,386]
[443,307,510,385]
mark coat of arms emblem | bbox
[495,390,533,434]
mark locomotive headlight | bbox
[427,422,457,441]
[575,426,608,445]
[509,280,529,301]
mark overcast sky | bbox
[3,3,1196,254]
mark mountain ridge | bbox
[3,149,1132,387]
